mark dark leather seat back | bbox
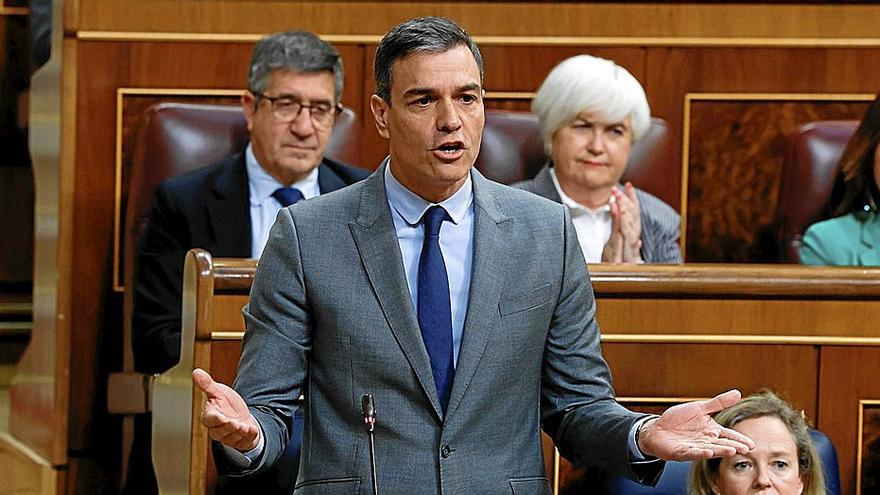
[474,110,678,207]
[777,121,858,262]
[604,429,840,495]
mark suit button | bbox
[440,445,452,458]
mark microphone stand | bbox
[362,394,379,495]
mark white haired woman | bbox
[514,55,681,263]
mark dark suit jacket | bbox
[513,165,682,263]
[223,164,662,493]
[132,151,369,374]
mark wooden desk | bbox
[157,250,880,494]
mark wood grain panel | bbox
[604,343,818,417]
[597,298,880,338]
[479,46,645,92]
[70,2,880,40]
[643,47,880,261]
[819,347,880,495]
[0,432,60,495]
[686,99,871,262]
[210,296,248,334]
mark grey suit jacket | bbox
[231,164,659,494]
[513,165,682,264]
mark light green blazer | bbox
[800,211,880,266]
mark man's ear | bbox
[241,92,256,133]
[370,94,390,139]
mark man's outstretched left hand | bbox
[637,389,756,460]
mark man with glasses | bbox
[127,30,367,495]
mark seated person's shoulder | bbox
[158,153,242,197]
[635,189,678,218]
[487,181,569,227]
[800,214,862,264]
[635,188,680,226]
[322,157,371,183]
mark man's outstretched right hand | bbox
[192,368,261,452]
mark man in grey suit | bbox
[193,17,752,494]
[513,54,681,264]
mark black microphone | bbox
[361,394,379,495]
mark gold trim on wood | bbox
[0,431,53,468]
[603,334,880,346]
[75,31,880,48]
[685,93,877,103]
[680,92,878,263]
[484,91,535,100]
[0,6,29,15]
[208,332,880,346]
[0,302,32,313]
[113,88,245,292]
[857,399,880,495]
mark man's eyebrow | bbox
[401,83,482,99]
[402,87,436,98]
[269,92,332,103]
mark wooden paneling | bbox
[68,2,880,40]
[819,347,880,494]
[686,98,870,261]
[0,432,61,495]
[167,257,880,494]
[604,344,818,418]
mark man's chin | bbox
[278,155,322,171]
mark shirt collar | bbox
[384,162,473,226]
[246,142,320,205]
[548,167,611,215]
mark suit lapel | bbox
[445,170,512,419]
[349,162,444,420]
[206,153,252,257]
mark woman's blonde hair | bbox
[689,390,826,495]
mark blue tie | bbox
[417,205,454,412]
[272,187,304,207]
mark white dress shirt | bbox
[245,143,320,258]
[548,168,612,263]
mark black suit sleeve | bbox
[131,183,191,374]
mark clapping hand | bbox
[601,182,643,263]
[636,389,756,460]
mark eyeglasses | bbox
[252,91,340,127]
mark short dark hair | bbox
[374,17,483,104]
[247,31,344,103]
